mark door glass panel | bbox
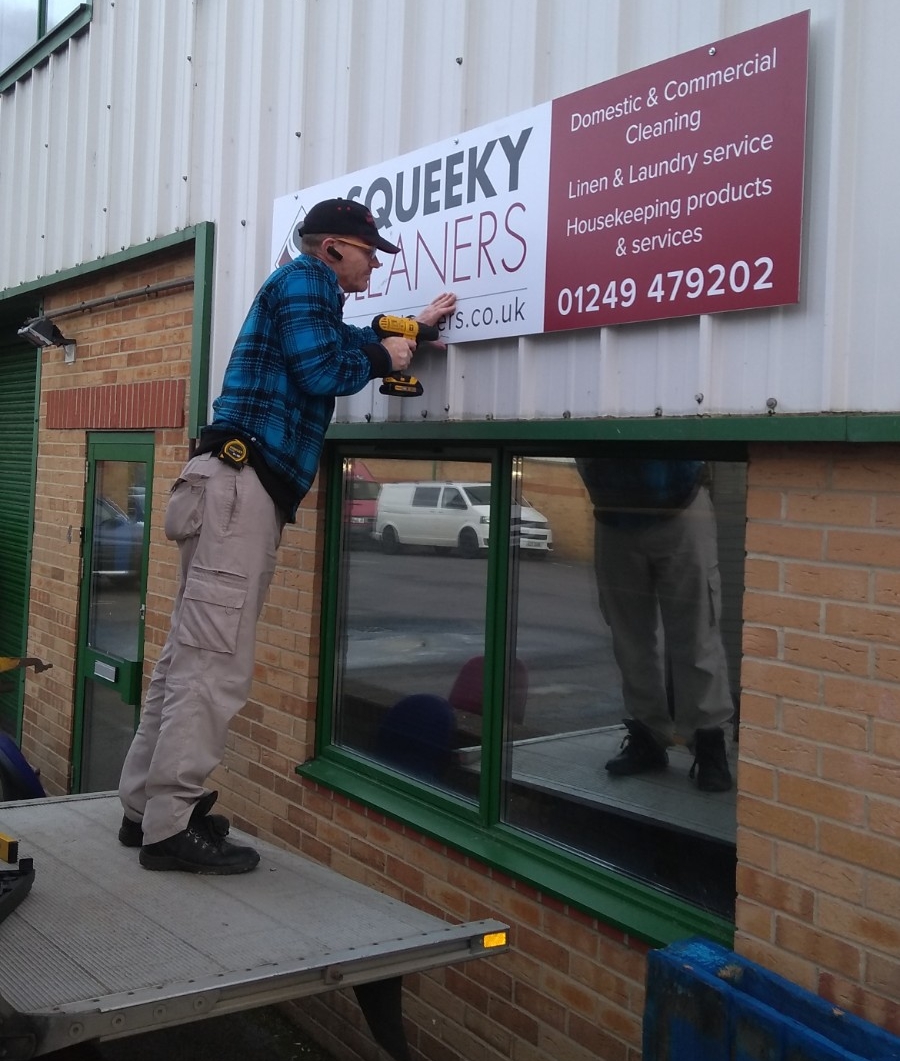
[333,457,491,798]
[81,680,136,792]
[88,461,146,660]
[77,448,150,795]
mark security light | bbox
[18,316,76,363]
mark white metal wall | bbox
[1,0,898,422]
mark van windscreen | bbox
[462,485,491,505]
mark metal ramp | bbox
[0,794,508,1060]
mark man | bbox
[576,458,734,792]
[118,199,456,873]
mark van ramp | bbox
[0,794,509,1060]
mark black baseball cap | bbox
[297,198,400,254]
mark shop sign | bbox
[272,11,809,342]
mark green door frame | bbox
[71,433,154,792]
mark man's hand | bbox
[413,292,456,351]
[381,335,415,372]
[417,292,456,328]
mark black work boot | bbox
[118,790,230,848]
[605,718,669,776]
[140,819,259,875]
[689,727,733,792]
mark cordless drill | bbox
[372,315,440,397]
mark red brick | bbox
[746,522,825,560]
[744,557,780,590]
[786,562,869,602]
[774,917,863,979]
[744,591,821,631]
[783,632,869,676]
[827,529,900,569]
[775,846,863,903]
[737,866,815,919]
[786,491,873,527]
[738,797,817,846]
[781,702,867,749]
[820,822,900,877]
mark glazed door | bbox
[72,434,153,792]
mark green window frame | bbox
[300,426,750,949]
[0,2,92,94]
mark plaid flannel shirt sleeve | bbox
[273,265,385,396]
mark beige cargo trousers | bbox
[119,452,284,846]
[593,487,734,747]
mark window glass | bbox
[46,0,79,31]
[327,448,745,920]
[0,1,38,70]
[502,456,743,917]
[333,458,492,798]
[1,0,87,88]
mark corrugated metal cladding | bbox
[1,1,898,422]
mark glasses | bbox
[335,237,380,261]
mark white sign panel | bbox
[271,105,551,343]
[271,13,809,346]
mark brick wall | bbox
[237,441,900,1058]
[22,248,196,790]
[278,786,649,1061]
[737,442,900,1035]
[22,301,900,1061]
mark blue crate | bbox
[644,938,900,1061]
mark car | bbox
[92,496,144,582]
[374,481,553,558]
[344,461,380,546]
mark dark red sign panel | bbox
[544,11,809,332]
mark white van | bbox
[374,481,553,558]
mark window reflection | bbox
[502,457,743,916]
[88,460,146,661]
[333,458,493,798]
[329,451,745,917]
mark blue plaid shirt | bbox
[208,255,388,519]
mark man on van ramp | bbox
[118,198,456,874]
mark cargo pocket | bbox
[177,566,248,654]
[165,473,209,542]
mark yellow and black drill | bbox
[372,315,440,397]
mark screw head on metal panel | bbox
[766,397,778,413]
[695,392,704,404]
[456,57,463,65]
[654,406,663,417]
[709,47,716,55]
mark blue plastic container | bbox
[644,938,900,1061]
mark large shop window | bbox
[312,445,745,938]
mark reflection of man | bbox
[576,458,733,792]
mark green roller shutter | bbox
[0,339,39,737]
